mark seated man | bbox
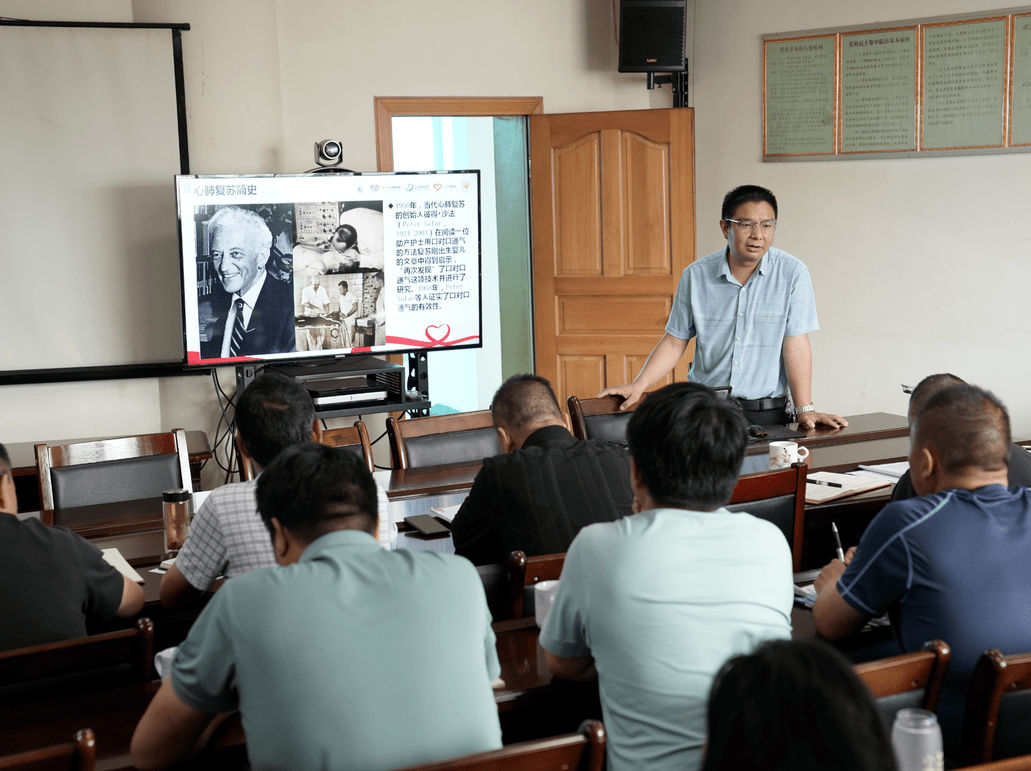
[450,374,634,566]
[813,383,1031,759]
[131,443,502,771]
[161,372,391,609]
[0,442,144,651]
[891,373,1031,501]
[540,383,794,771]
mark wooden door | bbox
[530,108,695,408]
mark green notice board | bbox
[841,28,917,152]
[922,19,1008,149]
[764,36,836,155]
[1013,14,1031,145]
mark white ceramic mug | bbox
[768,441,809,470]
[534,580,560,629]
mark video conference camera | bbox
[315,139,344,167]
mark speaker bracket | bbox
[647,59,689,108]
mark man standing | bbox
[813,384,1031,758]
[450,374,634,566]
[540,383,793,771]
[132,444,502,771]
[300,275,329,317]
[160,372,391,609]
[338,279,359,347]
[0,443,144,651]
[600,185,845,428]
[200,206,296,359]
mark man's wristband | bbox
[795,404,815,414]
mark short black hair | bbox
[0,442,10,479]
[333,224,358,251]
[913,383,1010,475]
[701,639,897,771]
[721,185,778,220]
[626,382,748,510]
[235,372,316,468]
[907,373,966,423]
[256,442,378,543]
[490,374,563,432]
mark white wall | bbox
[692,0,1031,436]
[10,0,1023,478]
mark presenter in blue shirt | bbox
[600,185,846,428]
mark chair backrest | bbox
[0,618,154,706]
[391,719,605,771]
[505,550,566,620]
[962,648,1031,765]
[567,395,637,444]
[724,463,807,572]
[35,430,192,512]
[854,639,951,728]
[236,420,374,481]
[0,729,96,771]
[386,411,500,470]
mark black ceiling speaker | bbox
[618,0,688,73]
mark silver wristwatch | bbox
[795,403,815,415]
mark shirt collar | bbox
[299,528,380,562]
[521,424,576,450]
[235,269,268,309]
[717,247,769,283]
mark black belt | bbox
[735,395,787,412]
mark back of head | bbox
[908,373,966,424]
[913,383,1010,475]
[721,184,778,220]
[235,373,316,468]
[0,442,10,479]
[256,442,378,543]
[490,374,563,433]
[626,383,748,510]
[701,639,897,771]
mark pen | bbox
[812,479,844,488]
[831,522,845,563]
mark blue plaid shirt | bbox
[665,247,818,400]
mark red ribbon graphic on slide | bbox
[386,324,480,348]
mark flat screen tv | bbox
[175,170,481,367]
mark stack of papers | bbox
[855,461,909,481]
[429,504,462,523]
[805,471,892,504]
[101,548,145,584]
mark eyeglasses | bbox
[725,218,777,234]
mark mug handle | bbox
[796,446,810,461]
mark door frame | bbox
[373,97,544,172]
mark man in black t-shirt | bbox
[451,374,634,566]
[0,442,145,651]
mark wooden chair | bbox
[391,719,605,771]
[566,395,638,444]
[725,463,807,572]
[0,729,96,771]
[0,619,154,707]
[35,430,192,514]
[962,648,1031,765]
[962,756,1031,771]
[235,420,374,481]
[854,639,951,728]
[386,410,500,470]
[505,551,566,620]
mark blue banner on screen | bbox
[175,170,482,366]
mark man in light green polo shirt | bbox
[132,443,502,771]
